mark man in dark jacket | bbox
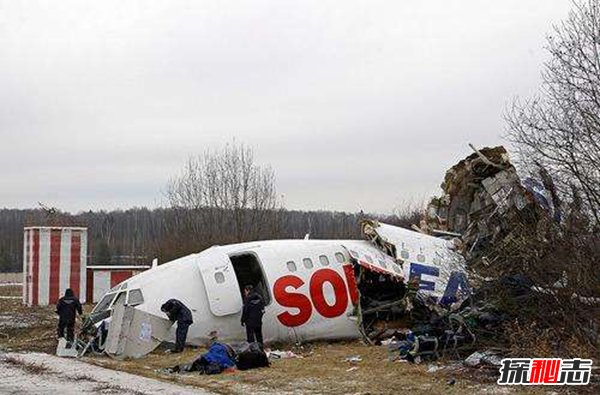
[241,285,265,344]
[161,298,193,353]
[56,288,82,342]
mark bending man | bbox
[161,299,193,353]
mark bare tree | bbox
[506,0,600,226]
[166,141,281,243]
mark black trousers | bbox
[175,321,191,351]
[246,324,263,344]
[58,319,75,341]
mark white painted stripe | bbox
[24,226,87,231]
[38,228,51,306]
[93,271,111,303]
[22,230,28,304]
[59,228,72,298]
[80,229,88,303]
[28,230,33,306]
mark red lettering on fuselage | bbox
[310,269,348,318]
[273,275,312,327]
[342,264,359,306]
[274,267,358,327]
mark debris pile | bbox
[423,145,557,259]
[361,145,563,363]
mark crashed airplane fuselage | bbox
[92,223,467,355]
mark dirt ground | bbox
[0,285,593,394]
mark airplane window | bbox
[400,250,410,259]
[127,289,144,306]
[364,255,374,263]
[302,258,314,269]
[378,259,388,268]
[417,254,426,262]
[286,261,297,272]
[335,252,345,263]
[110,291,127,309]
[392,265,401,273]
[214,272,225,284]
[319,255,330,266]
[93,293,115,313]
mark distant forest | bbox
[0,207,417,272]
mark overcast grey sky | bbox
[1,0,572,214]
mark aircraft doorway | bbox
[230,253,271,305]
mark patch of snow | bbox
[0,352,212,394]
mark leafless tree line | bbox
[506,0,600,226]
[0,207,369,272]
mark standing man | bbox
[161,299,193,353]
[241,285,265,345]
[56,288,82,343]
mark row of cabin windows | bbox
[286,252,345,273]
[211,252,435,284]
[399,249,429,263]
[349,249,402,274]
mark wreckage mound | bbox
[427,145,600,361]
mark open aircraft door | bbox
[196,248,243,317]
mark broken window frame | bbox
[126,288,144,306]
[92,292,116,313]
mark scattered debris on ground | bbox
[267,349,301,359]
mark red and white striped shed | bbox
[22,227,88,306]
[86,265,150,303]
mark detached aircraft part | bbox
[105,303,172,359]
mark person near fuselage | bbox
[56,288,82,342]
[161,298,194,353]
[241,285,265,345]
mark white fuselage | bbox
[93,233,465,345]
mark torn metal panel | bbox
[342,241,404,280]
[105,303,172,359]
[361,220,467,302]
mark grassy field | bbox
[0,285,586,394]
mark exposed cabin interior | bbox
[230,253,271,304]
[354,264,408,342]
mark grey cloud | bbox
[0,0,572,213]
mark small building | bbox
[86,265,151,303]
[22,226,88,306]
